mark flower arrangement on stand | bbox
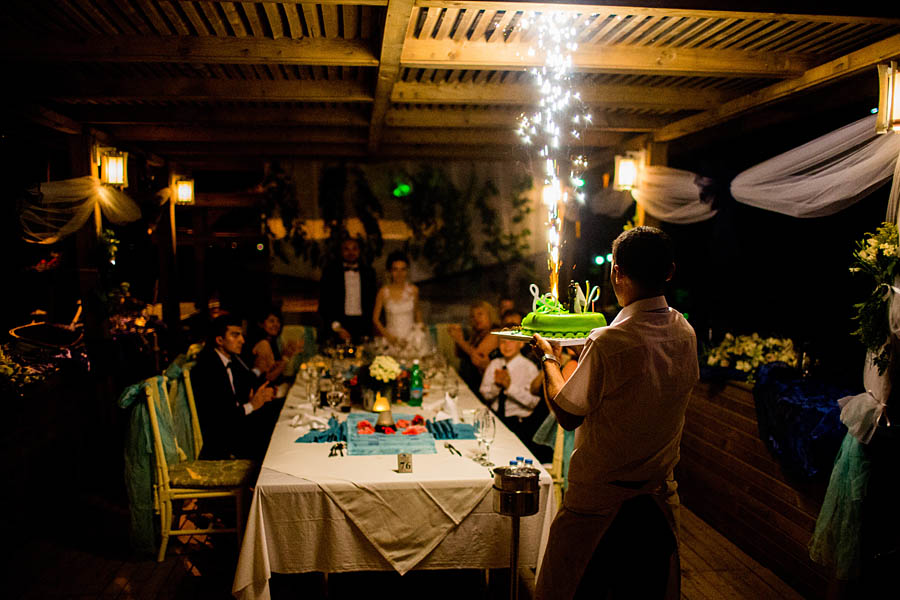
[705,333,798,383]
[358,355,403,408]
[849,222,900,374]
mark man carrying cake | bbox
[531,226,699,600]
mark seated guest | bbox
[449,300,499,398]
[490,309,534,362]
[191,315,275,460]
[245,307,302,384]
[480,335,543,457]
[498,296,516,320]
[319,237,377,344]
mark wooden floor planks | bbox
[12,496,805,600]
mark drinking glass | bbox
[478,409,496,459]
[307,377,319,414]
[326,390,345,412]
[445,373,459,400]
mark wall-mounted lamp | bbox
[613,151,644,191]
[175,179,195,204]
[876,61,899,134]
[100,149,128,186]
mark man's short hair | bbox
[208,314,243,346]
[611,226,674,293]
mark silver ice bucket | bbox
[492,466,541,517]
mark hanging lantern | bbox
[100,149,128,186]
[613,151,644,191]
[175,179,195,204]
[876,61,899,134]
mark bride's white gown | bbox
[383,283,417,342]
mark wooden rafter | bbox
[5,35,379,66]
[385,106,668,130]
[401,40,815,78]
[653,31,900,141]
[391,80,730,110]
[105,124,368,144]
[34,77,373,103]
[368,0,416,152]
[65,105,370,127]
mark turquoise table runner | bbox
[347,412,437,455]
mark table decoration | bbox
[703,332,798,383]
[347,412,437,455]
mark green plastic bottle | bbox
[409,359,424,407]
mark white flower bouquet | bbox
[368,355,402,383]
[706,333,798,382]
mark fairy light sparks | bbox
[517,12,591,300]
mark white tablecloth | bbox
[233,370,556,600]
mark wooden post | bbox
[192,202,208,313]
[70,134,102,343]
[158,171,180,354]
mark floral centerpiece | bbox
[705,333,798,383]
[368,355,402,384]
[848,222,900,374]
[358,354,403,410]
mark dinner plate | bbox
[491,330,588,346]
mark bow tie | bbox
[224,361,232,370]
[343,263,359,272]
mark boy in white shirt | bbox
[480,336,542,450]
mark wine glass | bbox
[445,373,459,400]
[478,409,496,459]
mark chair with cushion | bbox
[144,376,257,561]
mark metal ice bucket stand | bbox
[492,465,541,600]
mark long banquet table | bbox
[232,368,556,600]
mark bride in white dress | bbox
[372,251,423,345]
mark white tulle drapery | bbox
[20,176,141,244]
[731,115,900,218]
[589,187,633,218]
[630,166,718,224]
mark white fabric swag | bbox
[731,115,900,218]
[21,176,141,244]
[630,166,718,224]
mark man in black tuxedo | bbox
[318,238,377,344]
[191,315,274,460]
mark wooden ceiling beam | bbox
[413,3,900,26]
[19,104,83,134]
[385,107,668,131]
[144,142,369,158]
[391,81,728,110]
[32,77,373,103]
[653,31,900,142]
[65,105,370,128]
[105,125,368,144]
[4,35,379,67]
[383,127,624,146]
[401,40,814,78]
[367,0,416,152]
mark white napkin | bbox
[442,392,460,423]
[290,413,330,430]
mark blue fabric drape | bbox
[753,363,852,479]
[164,360,197,461]
[119,376,178,554]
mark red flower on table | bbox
[412,415,425,426]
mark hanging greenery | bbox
[391,165,535,276]
[392,166,479,276]
[477,172,533,265]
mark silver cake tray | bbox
[491,330,588,346]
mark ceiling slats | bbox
[4,1,900,161]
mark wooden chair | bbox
[181,366,203,459]
[144,377,256,562]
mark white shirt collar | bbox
[215,347,232,366]
[610,295,669,326]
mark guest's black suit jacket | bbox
[318,261,377,342]
[191,347,260,460]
